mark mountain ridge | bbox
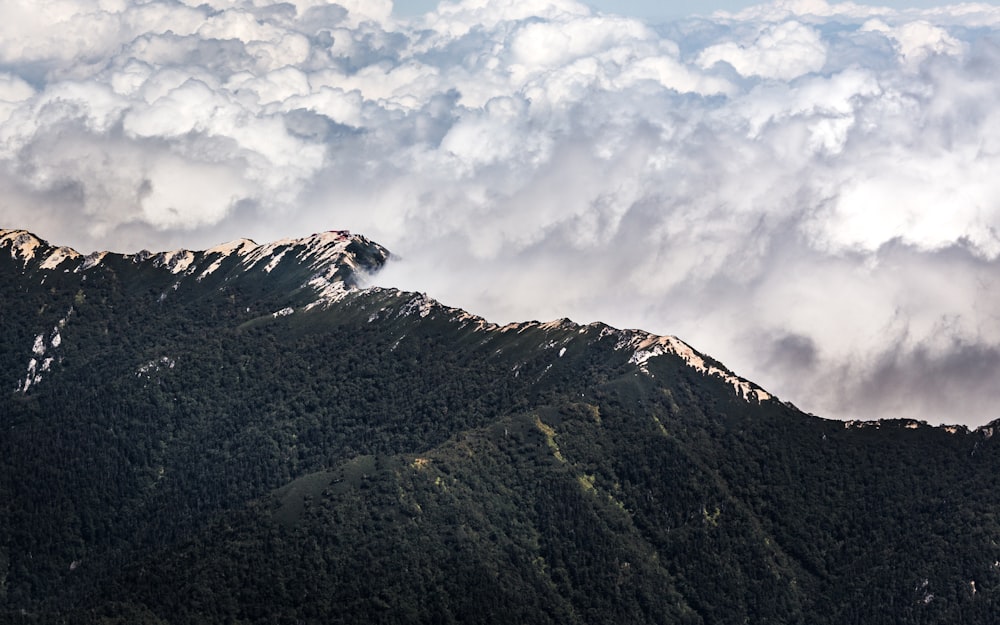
[5,226,1000,624]
[2,227,777,409]
[6,226,992,430]
[0,227,387,293]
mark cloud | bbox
[697,20,828,79]
[861,18,966,68]
[2,0,1000,424]
[716,0,892,21]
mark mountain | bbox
[3,228,1000,624]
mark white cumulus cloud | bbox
[697,20,828,80]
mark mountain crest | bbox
[7,228,1000,625]
[0,228,389,306]
[362,290,775,406]
[1,229,80,269]
[3,227,770,406]
[625,333,773,403]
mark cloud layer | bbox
[4,0,1000,424]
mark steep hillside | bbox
[3,229,1000,624]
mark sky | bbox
[3,0,1000,425]
[393,0,977,19]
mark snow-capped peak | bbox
[1,228,389,307]
[206,238,257,256]
[1,229,82,269]
[238,230,356,270]
[1,229,44,265]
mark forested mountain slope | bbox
[3,228,1000,624]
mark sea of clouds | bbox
[3,0,1000,424]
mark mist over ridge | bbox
[3,0,1000,424]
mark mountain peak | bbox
[624,332,773,403]
[2,229,44,262]
[3,227,771,405]
[205,238,258,256]
[1,229,83,270]
[0,228,390,306]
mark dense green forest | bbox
[3,229,1000,624]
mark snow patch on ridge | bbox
[625,333,773,404]
[40,247,81,269]
[21,358,39,392]
[198,238,257,280]
[453,310,496,332]
[77,251,107,272]
[263,249,289,273]
[154,250,196,274]
[293,232,387,309]
[32,334,46,356]
[242,239,295,270]
[239,233,351,273]
[428,309,774,407]
[1,230,42,266]
[303,275,353,308]
[207,239,257,256]
[137,357,176,378]
[3,229,380,313]
[398,294,435,319]
[21,324,65,393]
